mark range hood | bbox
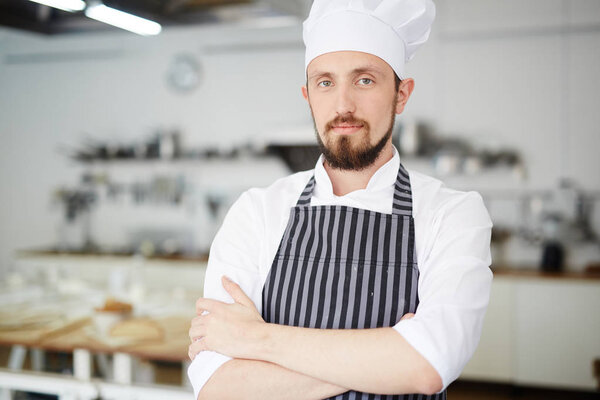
[0,0,312,35]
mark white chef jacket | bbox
[188,147,493,397]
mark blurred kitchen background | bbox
[0,0,599,399]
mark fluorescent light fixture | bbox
[85,3,162,36]
[28,0,85,12]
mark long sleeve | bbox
[392,190,493,392]
[187,190,264,399]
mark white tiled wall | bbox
[402,31,440,123]
[404,0,600,193]
[567,32,600,190]
[438,35,563,188]
[569,0,600,25]
[1,1,599,272]
[437,0,565,35]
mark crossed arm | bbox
[188,276,443,399]
[194,359,345,400]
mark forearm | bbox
[198,358,347,400]
[254,325,442,395]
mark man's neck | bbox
[323,143,394,196]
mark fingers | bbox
[400,312,415,321]
[221,276,254,308]
[188,338,208,361]
[188,316,206,342]
[195,297,224,315]
[195,277,256,314]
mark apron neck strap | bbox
[392,163,414,216]
[296,176,316,206]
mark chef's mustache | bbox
[325,115,369,132]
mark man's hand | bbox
[188,276,416,361]
[400,312,415,321]
[188,276,265,361]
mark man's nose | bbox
[334,84,356,115]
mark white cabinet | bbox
[461,274,600,391]
[514,279,600,390]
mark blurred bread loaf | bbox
[95,297,133,313]
[109,318,164,342]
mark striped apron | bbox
[262,163,446,400]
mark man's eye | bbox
[358,78,373,85]
[318,81,332,87]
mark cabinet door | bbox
[461,277,514,381]
[514,279,600,390]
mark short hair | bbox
[394,73,402,92]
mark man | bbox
[188,0,493,399]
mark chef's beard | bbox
[313,109,395,171]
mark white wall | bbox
[433,0,600,190]
[1,0,599,274]
[0,21,311,271]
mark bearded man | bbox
[187,1,493,399]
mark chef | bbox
[187,0,493,399]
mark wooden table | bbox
[0,315,194,400]
[0,315,191,360]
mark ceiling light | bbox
[85,2,162,36]
[28,0,85,12]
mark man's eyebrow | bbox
[351,66,385,76]
[308,65,385,81]
[307,71,333,80]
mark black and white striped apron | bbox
[262,163,446,400]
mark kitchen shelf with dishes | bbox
[63,130,323,171]
[54,132,316,259]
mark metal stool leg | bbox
[8,345,26,371]
[95,353,112,380]
[73,349,92,381]
[31,348,45,372]
[113,352,132,384]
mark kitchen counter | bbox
[492,265,600,281]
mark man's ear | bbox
[395,78,415,115]
[301,85,309,101]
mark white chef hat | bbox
[303,0,436,80]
